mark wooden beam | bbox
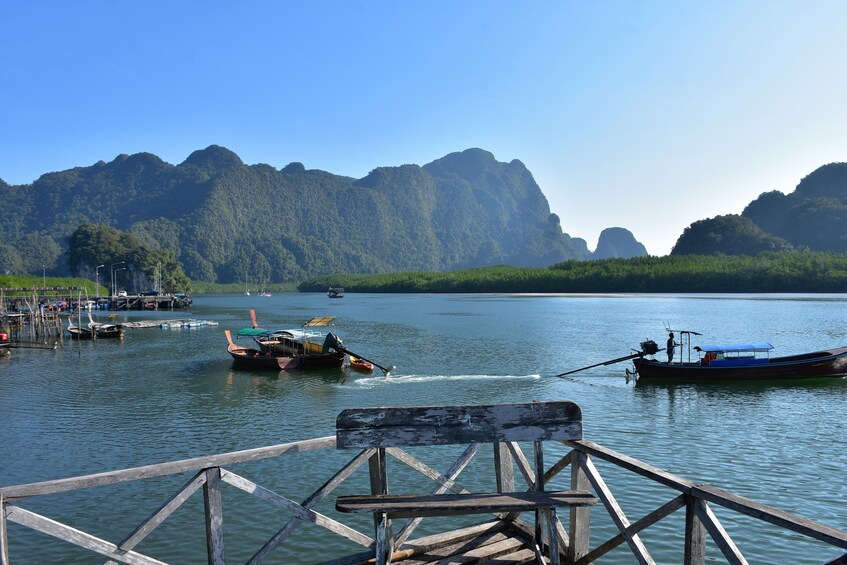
[580,455,655,564]
[220,470,373,548]
[5,506,166,565]
[337,401,583,449]
[566,440,696,492]
[203,468,225,565]
[105,471,206,565]
[693,484,847,550]
[685,494,707,565]
[243,449,376,564]
[692,498,748,565]
[1,495,9,565]
[575,494,686,565]
[0,436,336,499]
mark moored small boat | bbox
[225,322,345,370]
[631,329,847,382]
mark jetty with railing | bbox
[1,401,845,564]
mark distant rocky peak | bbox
[181,145,244,175]
[423,148,500,181]
[794,162,847,201]
[281,162,306,173]
[593,227,649,259]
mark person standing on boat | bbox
[666,332,678,363]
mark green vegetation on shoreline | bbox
[7,252,847,295]
[0,275,298,296]
[299,252,847,294]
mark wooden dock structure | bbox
[1,401,846,564]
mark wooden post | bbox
[1,494,9,565]
[494,441,514,493]
[685,493,707,564]
[368,447,392,564]
[534,440,544,553]
[569,450,591,564]
[203,467,225,565]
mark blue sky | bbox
[4,1,847,256]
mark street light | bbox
[113,267,126,296]
[110,261,125,296]
[95,264,105,297]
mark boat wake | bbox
[347,373,542,386]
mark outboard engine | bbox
[640,339,659,356]
[323,333,343,353]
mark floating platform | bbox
[120,319,219,329]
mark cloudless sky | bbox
[4,1,847,256]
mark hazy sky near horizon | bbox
[4,1,847,256]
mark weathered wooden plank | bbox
[379,525,519,565]
[423,536,528,563]
[566,439,696,492]
[684,494,707,565]
[494,442,515,494]
[580,455,655,565]
[336,402,583,448]
[569,450,592,563]
[203,468,225,565]
[5,506,167,565]
[692,484,847,549]
[0,436,336,499]
[246,447,376,564]
[337,491,597,518]
[105,470,206,565]
[0,495,9,565]
[691,498,748,565]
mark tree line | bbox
[299,252,847,294]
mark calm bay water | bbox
[2,293,846,563]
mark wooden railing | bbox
[1,436,846,564]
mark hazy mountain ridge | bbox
[672,161,847,255]
[0,146,647,282]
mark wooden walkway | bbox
[2,401,846,565]
[320,521,540,564]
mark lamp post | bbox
[95,264,105,297]
[113,267,126,296]
[110,261,125,296]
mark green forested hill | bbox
[673,161,847,255]
[0,146,589,283]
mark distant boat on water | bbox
[630,329,847,382]
[327,287,344,298]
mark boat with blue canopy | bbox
[631,330,847,381]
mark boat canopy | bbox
[236,328,268,337]
[698,343,773,353]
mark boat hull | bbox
[633,346,847,381]
[227,344,344,370]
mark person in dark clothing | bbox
[666,332,678,363]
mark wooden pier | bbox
[1,401,845,564]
